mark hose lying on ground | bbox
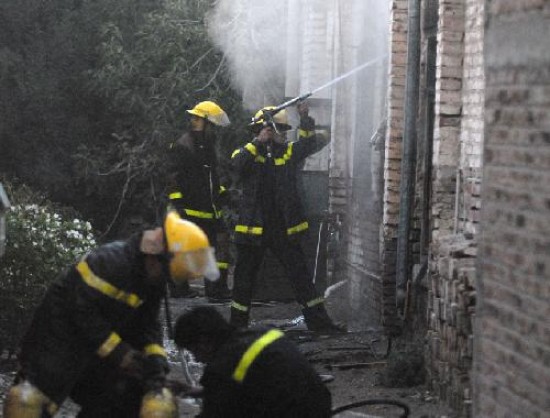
[168,379,410,417]
[331,398,410,417]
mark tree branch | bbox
[195,55,226,92]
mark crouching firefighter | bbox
[229,103,341,332]
[174,307,332,417]
[3,210,219,418]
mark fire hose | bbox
[169,383,410,417]
[331,398,410,417]
[252,55,386,127]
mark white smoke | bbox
[207,0,288,111]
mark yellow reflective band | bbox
[217,262,229,270]
[144,344,167,358]
[97,332,122,358]
[273,143,293,165]
[231,301,249,312]
[255,155,266,163]
[219,185,227,193]
[169,192,183,200]
[298,129,315,138]
[284,142,293,159]
[306,297,325,308]
[235,225,263,235]
[184,208,215,219]
[244,142,258,156]
[77,260,143,308]
[232,330,284,383]
[287,221,309,235]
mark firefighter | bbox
[3,211,218,418]
[174,306,332,418]
[229,103,341,332]
[166,100,232,301]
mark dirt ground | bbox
[0,293,458,418]
[168,295,458,418]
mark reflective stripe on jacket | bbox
[232,329,284,383]
[231,125,327,245]
[199,326,332,417]
[166,131,226,226]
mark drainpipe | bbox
[396,0,421,316]
[419,26,438,275]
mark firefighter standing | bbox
[3,211,218,418]
[174,306,332,418]
[229,103,340,332]
[166,101,232,301]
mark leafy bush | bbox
[0,180,96,354]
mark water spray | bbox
[253,55,386,124]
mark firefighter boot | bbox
[230,307,249,328]
[169,280,198,299]
[205,269,231,302]
[302,304,344,333]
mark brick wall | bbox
[431,0,464,241]
[424,0,485,416]
[475,1,550,416]
[458,0,484,236]
[381,0,408,335]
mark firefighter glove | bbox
[300,115,316,132]
[143,355,170,391]
[140,387,178,418]
[119,348,146,379]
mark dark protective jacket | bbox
[18,232,168,406]
[199,327,332,418]
[230,119,327,245]
[166,131,227,229]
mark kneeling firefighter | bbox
[3,210,219,418]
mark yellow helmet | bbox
[186,101,230,127]
[249,106,291,131]
[164,211,220,283]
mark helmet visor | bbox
[169,247,220,283]
[208,112,230,127]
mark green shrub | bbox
[0,181,96,354]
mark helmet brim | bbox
[248,122,292,132]
[186,109,230,127]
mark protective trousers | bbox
[199,221,231,299]
[230,235,320,328]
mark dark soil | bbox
[168,295,458,418]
